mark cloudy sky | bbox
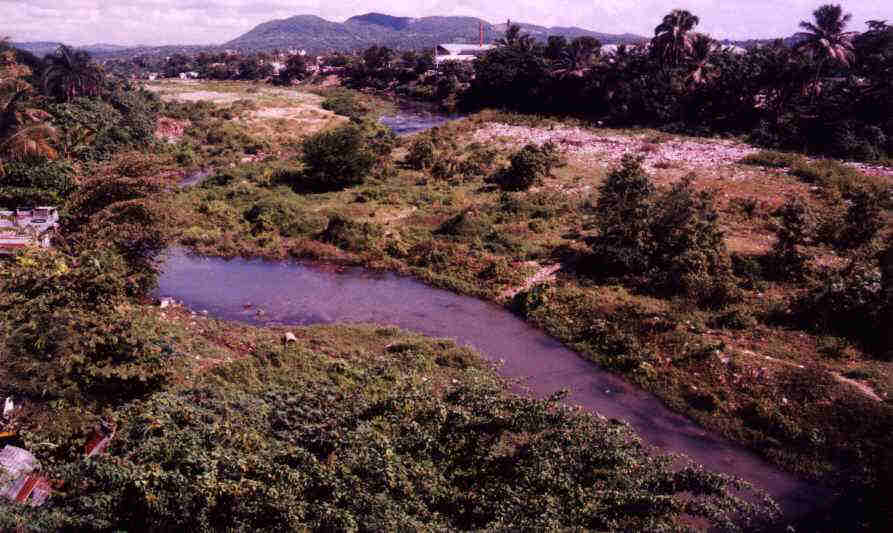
[3,1,892,46]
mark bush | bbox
[590,159,735,304]
[649,176,737,305]
[788,159,881,199]
[404,138,435,170]
[318,215,384,252]
[792,252,886,354]
[590,155,656,275]
[738,150,803,168]
[493,142,563,191]
[298,124,378,192]
[769,196,815,280]
[436,209,494,239]
[320,90,367,120]
[839,187,885,250]
[244,196,324,237]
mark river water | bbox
[156,248,829,520]
[378,102,461,136]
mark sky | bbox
[2,1,892,46]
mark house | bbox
[0,207,59,253]
[434,44,496,65]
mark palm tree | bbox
[496,24,536,53]
[795,4,857,68]
[558,36,601,76]
[686,33,718,86]
[651,9,701,67]
[1,44,57,174]
[42,44,102,101]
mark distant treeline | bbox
[348,6,893,162]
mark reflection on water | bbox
[156,248,828,519]
[379,104,461,136]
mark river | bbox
[156,248,830,521]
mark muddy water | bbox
[179,169,214,188]
[379,103,461,136]
[156,248,829,519]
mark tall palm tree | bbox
[651,9,700,67]
[795,4,857,68]
[42,44,102,102]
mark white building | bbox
[0,207,59,253]
[434,44,496,65]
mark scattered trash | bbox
[84,419,117,458]
[2,398,13,418]
[0,445,51,507]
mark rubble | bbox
[0,446,50,507]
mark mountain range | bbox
[223,13,647,52]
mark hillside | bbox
[224,12,646,52]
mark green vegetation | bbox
[2,324,774,530]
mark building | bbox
[434,44,496,65]
[0,207,59,253]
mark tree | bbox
[1,43,58,174]
[496,24,537,53]
[559,36,601,76]
[276,54,307,85]
[42,44,102,102]
[651,9,701,67]
[795,4,857,69]
[686,33,719,86]
[545,36,568,63]
[298,124,378,192]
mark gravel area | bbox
[472,122,893,179]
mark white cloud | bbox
[1,0,890,46]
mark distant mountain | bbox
[12,41,144,57]
[10,41,61,57]
[346,13,415,31]
[224,12,647,52]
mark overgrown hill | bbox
[224,12,647,52]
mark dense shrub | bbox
[649,176,737,305]
[320,90,367,120]
[318,215,384,252]
[404,137,435,170]
[590,158,735,304]
[10,355,774,530]
[769,196,815,280]
[493,142,563,191]
[792,253,886,356]
[298,124,379,192]
[591,155,656,275]
[48,88,160,160]
[0,159,75,208]
[0,248,174,401]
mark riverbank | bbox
[153,83,892,516]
